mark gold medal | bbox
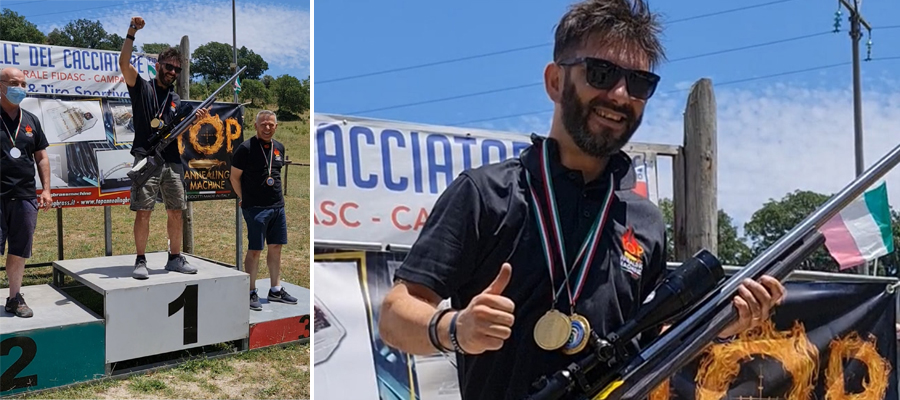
[562,313,591,355]
[150,118,163,129]
[534,309,571,350]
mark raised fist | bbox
[130,17,145,30]
[453,263,516,354]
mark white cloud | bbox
[507,80,900,228]
[39,1,310,72]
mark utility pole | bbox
[233,0,243,271]
[835,0,873,275]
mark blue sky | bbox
[314,0,900,228]
[2,0,310,80]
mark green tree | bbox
[140,42,174,56]
[272,74,308,115]
[46,19,122,51]
[658,198,751,265]
[0,8,46,44]
[743,190,837,271]
[878,209,900,276]
[261,74,275,89]
[190,42,268,82]
[239,79,271,107]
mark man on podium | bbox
[1,67,54,318]
[230,110,297,311]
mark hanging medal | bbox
[260,140,275,186]
[526,138,616,354]
[150,88,170,130]
[3,109,22,159]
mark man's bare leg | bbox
[267,244,282,289]
[6,254,25,298]
[134,210,152,255]
[166,209,182,255]
[246,250,262,291]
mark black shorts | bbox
[0,198,39,258]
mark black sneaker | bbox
[5,293,34,318]
[250,291,262,311]
[268,287,298,305]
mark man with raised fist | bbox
[377,1,786,399]
[119,16,208,280]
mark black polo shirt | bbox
[393,134,668,400]
[127,74,184,164]
[231,136,286,209]
[1,108,49,199]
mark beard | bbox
[560,77,642,158]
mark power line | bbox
[449,57,900,126]
[317,0,802,84]
[345,30,834,115]
[3,0,49,6]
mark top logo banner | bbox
[0,40,157,98]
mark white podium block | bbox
[53,253,249,364]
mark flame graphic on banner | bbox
[825,332,890,400]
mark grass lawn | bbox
[1,106,311,399]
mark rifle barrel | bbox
[603,135,900,400]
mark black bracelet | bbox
[449,312,469,355]
[428,308,454,353]
[126,34,136,41]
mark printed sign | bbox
[0,40,157,98]
[313,113,659,249]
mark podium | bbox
[0,285,105,396]
[248,280,312,349]
[51,253,249,364]
[1,253,310,397]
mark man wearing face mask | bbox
[230,110,297,311]
[119,16,209,280]
[377,1,787,399]
[1,67,53,318]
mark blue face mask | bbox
[4,86,26,105]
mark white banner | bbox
[0,41,157,98]
[314,114,660,250]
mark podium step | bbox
[0,285,105,396]
[248,280,311,349]
[53,253,249,364]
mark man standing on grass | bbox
[120,16,209,280]
[231,110,297,310]
[1,67,53,318]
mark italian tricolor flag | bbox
[820,181,895,270]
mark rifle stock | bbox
[127,66,247,188]
[524,136,900,400]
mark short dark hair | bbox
[157,47,181,64]
[553,0,665,70]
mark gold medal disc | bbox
[534,310,571,351]
[562,313,591,355]
[151,118,162,129]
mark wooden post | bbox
[682,78,717,258]
[673,148,687,261]
[177,35,194,254]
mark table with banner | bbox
[312,113,899,400]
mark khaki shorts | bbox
[130,155,187,211]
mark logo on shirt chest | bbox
[619,226,644,279]
[274,148,282,162]
[24,125,33,137]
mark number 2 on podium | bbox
[1,336,37,392]
[168,284,199,345]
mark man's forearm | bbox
[230,178,242,199]
[38,157,50,191]
[119,26,136,67]
[380,287,453,355]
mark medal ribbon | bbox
[259,139,274,179]
[151,86,170,124]
[2,109,22,148]
[526,139,616,313]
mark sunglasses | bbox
[558,57,660,100]
[162,63,182,74]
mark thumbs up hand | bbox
[454,263,516,354]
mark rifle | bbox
[127,66,246,188]
[524,137,900,400]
